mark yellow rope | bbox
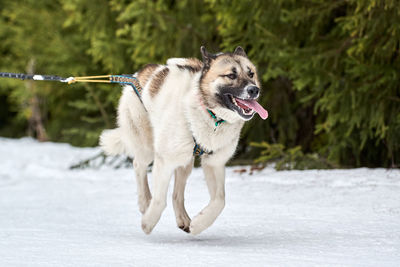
[74,75,111,79]
[67,75,112,84]
[72,79,111,83]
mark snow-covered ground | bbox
[0,138,399,267]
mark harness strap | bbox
[110,75,142,98]
[193,138,213,156]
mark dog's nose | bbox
[247,86,259,98]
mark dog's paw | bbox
[189,215,208,235]
[179,224,190,233]
[175,209,191,233]
[141,214,157,234]
[141,205,163,234]
[176,214,191,233]
[141,221,154,235]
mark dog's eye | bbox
[227,73,237,80]
[248,72,254,78]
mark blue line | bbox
[110,75,141,97]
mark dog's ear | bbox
[200,46,217,66]
[233,46,247,58]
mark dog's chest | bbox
[193,121,242,153]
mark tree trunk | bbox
[26,58,48,142]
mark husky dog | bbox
[100,46,268,235]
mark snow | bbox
[0,137,399,267]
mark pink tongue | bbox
[235,98,268,119]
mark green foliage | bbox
[251,141,335,170]
[210,0,400,167]
[0,0,119,146]
[114,0,220,67]
[0,0,399,167]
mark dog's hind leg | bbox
[172,159,193,233]
[133,154,153,214]
[189,163,225,235]
[141,155,175,234]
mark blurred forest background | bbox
[0,0,399,168]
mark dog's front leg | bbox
[190,163,225,235]
[141,156,174,234]
[173,159,193,233]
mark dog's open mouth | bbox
[227,94,268,120]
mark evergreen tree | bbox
[209,0,400,167]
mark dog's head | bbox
[199,46,268,122]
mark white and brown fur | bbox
[100,46,262,235]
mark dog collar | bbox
[206,109,225,127]
[198,94,225,128]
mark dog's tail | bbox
[99,128,125,156]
